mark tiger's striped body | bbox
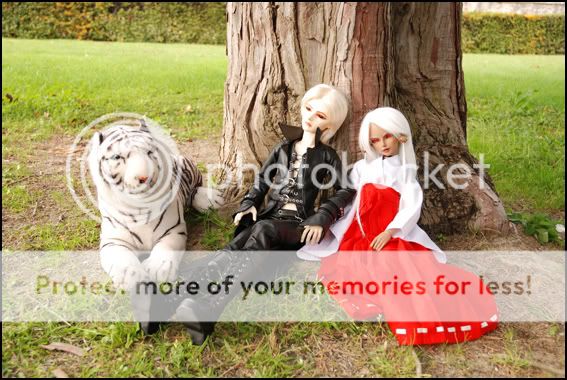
[88,122,216,290]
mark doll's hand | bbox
[370,230,394,252]
[234,206,257,226]
[301,225,324,245]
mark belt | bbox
[270,192,304,205]
[269,208,304,222]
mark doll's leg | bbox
[168,222,256,287]
[136,224,258,334]
[239,216,305,250]
[136,217,304,335]
[174,218,303,344]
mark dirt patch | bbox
[438,227,560,251]
[421,321,565,377]
[177,135,223,179]
[2,135,77,249]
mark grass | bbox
[370,344,417,377]
[185,208,235,250]
[2,321,397,377]
[464,54,565,212]
[2,39,565,377]
[18,219,100,250]
[2,38,227,144]
[2,185,39,213]
[490,326,531,370]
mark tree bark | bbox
[219,2,511,235]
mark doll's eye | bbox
[316,113,327,120]
[110,154,122,160]
[383,133,393,140]
[305,105,312,111]
[370,137,381,144]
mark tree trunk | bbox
[218,2,511,235]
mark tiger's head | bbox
[87,120,174,209]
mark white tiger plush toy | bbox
[88,120,223,291]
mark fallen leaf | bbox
[40,342,85,357]
[52,368,69,378]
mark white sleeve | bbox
[386,175,423,237]
[348,161,362,188]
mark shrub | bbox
[2,4,565,54]
[462,13,565,54]
[1,2,227,45]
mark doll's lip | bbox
[306,121,312,127]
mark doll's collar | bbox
[279,123,323,147]
[379,154,401,165]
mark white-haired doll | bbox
[299,107,499,346]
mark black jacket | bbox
[234,127,356,237]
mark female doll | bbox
[298,107,499,345]
[140,84,356,344]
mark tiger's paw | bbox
[142,254,180,284]
[192,187,225,212]
[108,262,148,292]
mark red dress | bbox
[318,183,499,345]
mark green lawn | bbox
[464,54,565,212]
[2,39,565,377]
[2,38,227,145]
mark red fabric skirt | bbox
[318,183,499,345]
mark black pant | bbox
[132,209,307,329]
[175,208,305,318]
[180,208,303,278]
[226,208,304,251]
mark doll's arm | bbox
[300,150,357,233]
[385,175,423,237]
[233,142,282,217]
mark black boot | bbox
[174,250,271,345]
[174,298,216,345]
[130,289,158,335]
[132,251,232,335]
[131,281,187,335]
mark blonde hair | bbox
[301,84,349,144]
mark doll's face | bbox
[301,98,334,134]
[369,123,400,156]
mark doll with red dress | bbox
[298,107,499,345]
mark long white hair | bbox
[358,107,417,183]
[353,107,419,237]
[300,84,349,144]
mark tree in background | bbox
[218,2,511,236]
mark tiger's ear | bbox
[91,131,104,147]
[139,119,149,132]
